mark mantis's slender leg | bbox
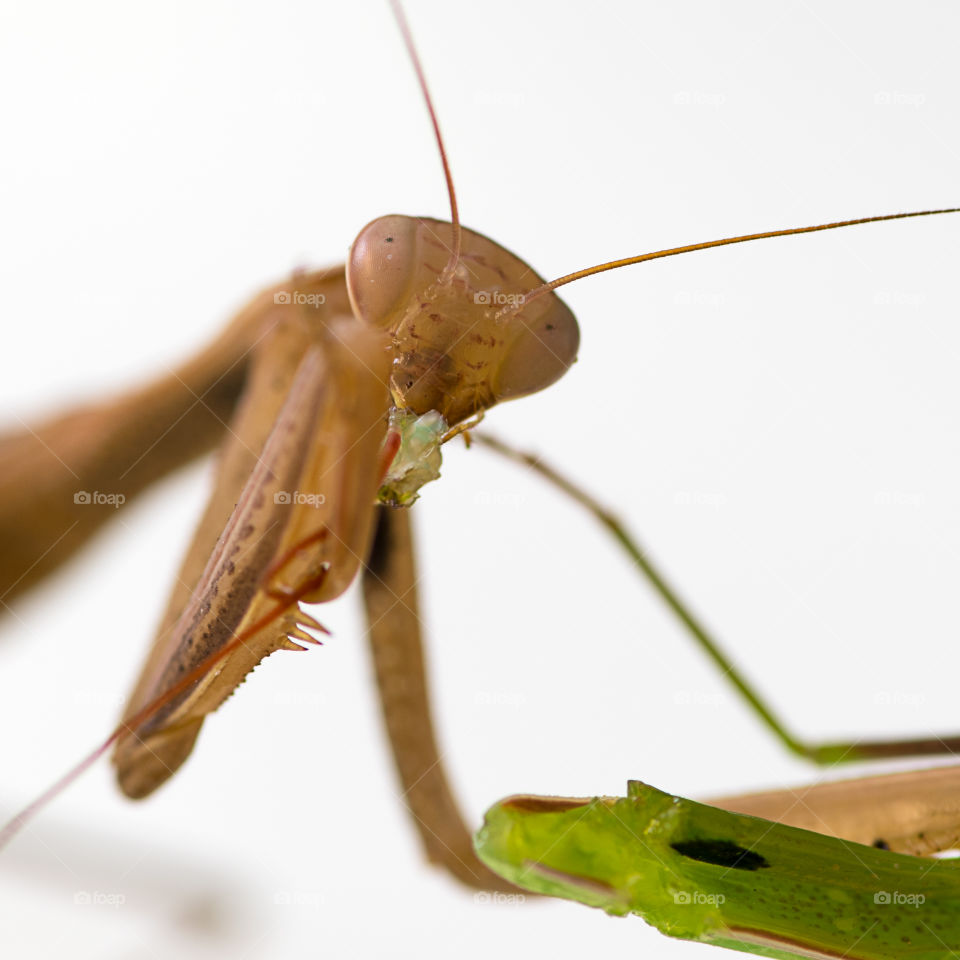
[361,505,520,892]
[475,432,960,767]
[711,764,960,856]
[0,269,339,607]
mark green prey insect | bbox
[477,778,960,960]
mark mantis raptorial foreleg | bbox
[131,266,355,658]
[362,506,517,891]
[0,269,337,605]
[114,285,394,797]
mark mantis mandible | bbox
[1,2,959,958]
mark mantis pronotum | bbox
[2,2,959,958]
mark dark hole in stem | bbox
[671,839,770,871]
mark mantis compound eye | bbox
[489,294,579,405]
[346,214,423,330]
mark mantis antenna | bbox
[389,0,462,282]
[501,207,960,318]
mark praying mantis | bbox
[2,1,960,958]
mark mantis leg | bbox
[362,505,521,892]
[0,269,340,608]
[113,276,389,797]
[475,433,960,767]
[711,763,960,856]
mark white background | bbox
[1,1,959,957]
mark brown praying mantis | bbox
[2,2,959,958]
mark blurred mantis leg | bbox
[362,505,521,893]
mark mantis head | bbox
[347,214,580,428]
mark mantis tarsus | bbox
[2,2,959,958]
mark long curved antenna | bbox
[503,208,960,316]
[389,0,462,281]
